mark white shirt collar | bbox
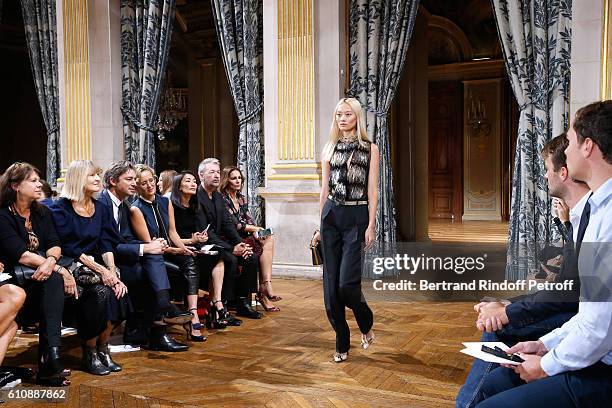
[589,177,612,209]
[108,190,122,207]
[569,191,591,226]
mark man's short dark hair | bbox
[103,161,135,189]
[541,134,569,171]
[573,100,612,164]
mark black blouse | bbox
[0,205,61,270]
[173,204,199,240]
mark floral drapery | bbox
[492,0,572,279]
[211,0,264,225]
[20,0,60,184]
[120,0,176,169]
[347,0,420,244]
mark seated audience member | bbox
[39,179,57,207]
[457,134,589,407]
[158,169,177,198]
[129,165,206,342]
[170,171,228,329]
[0,262,26,388]
[475,101,612,407]
[220,166,281,312]
[49,160,129,376]
[0,162,75,386]
[197,158,262,320]
[98,161,190,352]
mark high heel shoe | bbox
[206,301,228,329]
[36,346,71,386]
[183,310,206,342]
[255,293,280,312]
[260,280,282,301]
[361,330,374,350]
[183,321,206,342]
[333,351,348,363]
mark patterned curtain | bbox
[120,0,176,169]
[211,0,264,225]
[492,1,572,280]
[20,0,60,185]
[347,0,420,243]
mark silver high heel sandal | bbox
[333,352,348,363]
[361,331,374,350]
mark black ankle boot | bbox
[96,343,122,372]
[36,346,69,386]
[81,345,111,376]
[236,296,263,319]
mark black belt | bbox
[328,195,368,206]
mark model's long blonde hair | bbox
[60,160,102,202]
[322,97,371,161]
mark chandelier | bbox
[155,75,188,140]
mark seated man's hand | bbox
[511,354,547,383]
[144,240,166,254]
[507,340,548,356]
[475,302,509,332]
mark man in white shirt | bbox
[475,101,612,407]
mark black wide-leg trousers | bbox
[321,199,373,353]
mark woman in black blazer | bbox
[0,162,76,386]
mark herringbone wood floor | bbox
[5,279,480,407]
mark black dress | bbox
[0,204,65,349]
[48,198,129,340]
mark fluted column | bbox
[261,0,346,278]
[56,0,122,176]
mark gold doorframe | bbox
[602,0,612,99]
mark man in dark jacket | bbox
[456,134,590,408]
[196,158,262,319]
[99,161,190,352]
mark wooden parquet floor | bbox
[428,220,509,243]
[4,279,481,408]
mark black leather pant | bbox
[321,199,373,353]
[165,254,199,296]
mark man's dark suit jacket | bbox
[97,189,141,265]
[196,185,242,251]
[505,219,580,327]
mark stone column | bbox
[570,0,604,118]
[56,0,123,176]
[261,0,346,278]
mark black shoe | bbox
[0,371,20,389]
[236,297,263,319]
[0,366,34,380]
[147,326,189,352]
[162,308,193,326]
[183,321,207,342]
[218,307,242,326]
[96,343,122,372]
[81,345,111,376]
[206,301,228,329]
[37,346,71,386]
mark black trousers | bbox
[220,250,258,301]
[18,272,64,348]
[321,199,373,353]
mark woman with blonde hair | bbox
[220,166,281,312]
[49,160,128,376]
[157,169,177,197]
[130,165,206,341]
[313,97,378,362]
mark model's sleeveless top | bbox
[328,139,371,202]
